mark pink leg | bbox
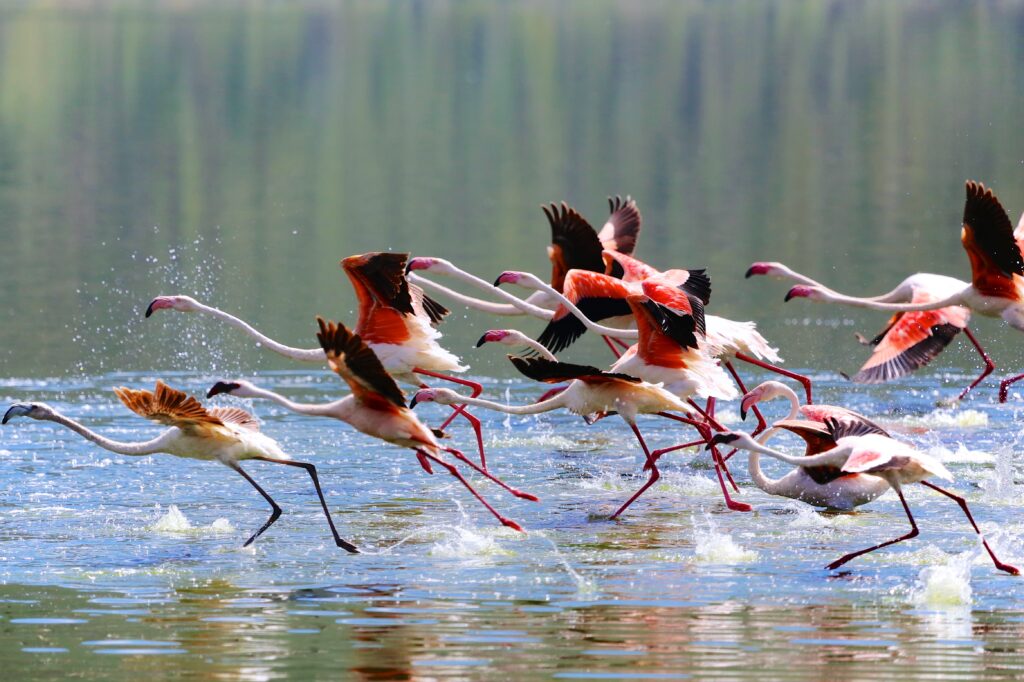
[722,361,768,463]
[960,327,995,401]
[613,337,632,351]
[602,335,623,358]
[827,484,917,570]
[414,368,487,469]
[734,352,813,405]
[705,429,752,512]
[999,373,1024,403]
[416,449,523,532]
[920,481,1019,575]
[609,424,661,519]
[442,447,539,502]
[685,400,726,432]
[650,439,708,462]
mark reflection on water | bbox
[2,0,1024,679]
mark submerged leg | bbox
[734,352,813,405]
[827,484,917,570]
[257,458,359,553]
[920,481,1019,575]
[609,424,660,519]
[229,462,283,547]
[961,327,996,401]
[442,447,540,502]
[416,450,524,532]
[415,368,488,469]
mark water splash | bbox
[150,506,234,534]
[691,511,758,564]
[928,442,995,465]
[534,531,599,598]
[912,552,973,607]
[896,409,988,429]
[429,526,516,561]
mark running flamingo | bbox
[710,421,1019,574]
[411,355,751,515]
[207,318,533,531]
[146,252,490,467]
[747,263,989,400]
[3,381,358,551]
[785,181,1024,402]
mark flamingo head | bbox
[3,402,55,424]
[145,295,200,317]
[475,329,528,348]
[405,256,446,274]
[493,271,522,287]
[784,285,823,302]
[705,430,756,451]
[409,387,460,409]
[745,261,786,278]
[207,380,256,399]
[740,380,789,419]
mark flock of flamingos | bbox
[5,181,1024,575]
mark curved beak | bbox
[206,381,240,398]
[475,333,489,348]
[409,394,421,409]
[784,285,813,302]
[3,404,31,424]
[405,257,431,274]
[493,272,516,287]
[739,394,758,421]
[144,299,158,318]
[704,432,738,450]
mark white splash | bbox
[150,505,235,534]
[691,512,758,564]
[897,409,988,429]
[912,553,973,607]
[928,442,995,465]
[429,526,515,561]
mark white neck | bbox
[243,385,344,418]
[190,300,324,362]
[767,265,911,303]
[515,277,638,340]
[801,287,967,312]
[442,392,565,415]
[410,275,536,317]
[735,437,853,470]
[408,270,554,319]
[46,412,170,456]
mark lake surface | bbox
[2,1,1024,679]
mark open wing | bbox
[208,407,261,432]
[316,317,406,410]
[544,202,604,292]
[509,355,640,385]
[961,181,1024,297]
[597,195,642,255]
[114,381,224,432]
[536,270,633,353]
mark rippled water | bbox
[2,370,1024,679]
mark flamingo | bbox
[785,181,1024,402]
[746,263,989,400]
[2,381,358,551]
[710,421,1019,574]
[146,252,490,468]
[411,355,751,515]
[206,317,533,532]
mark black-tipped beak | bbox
[492,275,504,287]
[740,407,748,421]
[2,406,16,424]
[744,266,756,279]
[784,289,796,302]
[207,381,239,398]
[409,395,420,409]
[475,334,488,348]
[144,300,157,318]
[705,433,738,450]
[3,404,28,424]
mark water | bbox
[2,1,1024,678]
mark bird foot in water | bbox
[936,396,961,409]
[726,500,753,513]
[501,518,525,532]
[511,490,540,502]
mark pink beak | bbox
[475,330,508,347]
[145,297,173,318]
[493,272,519,286]
[785,285,815,302]
[745,262,772,278]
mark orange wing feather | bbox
[114,381,224,432]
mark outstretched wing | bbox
[207,407,260,432]
[509,355,641,385]
[342,252,416,314]
[773,419,847,485]
[114,381,224,432]
[961,181,1024,297]
[316,317,406,410]
[536,270,633,353]
[544,202,605,292]
[597,195,642,255]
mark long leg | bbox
[228,462,283,547]
[442,447,539,501]
[705,429,752,512]
[827,483,917,570]
[609,424,661,519]
[256,458,359,553]
[414,368,488,469]
[961,327,996,401]
[602,335,623,358]
[724,360,768,436]
[734,352,813,405]
[416,450,524,532]
[613,337,632,351]
[666,408,739,492]
[920,481,1019,575]
[998,373,1024,403]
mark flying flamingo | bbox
[746,263,988,400]
[2,381,358,551]
[207,317,533,532]
[785,181,1024,402]
[710,421,1019,574]
[411,355,751,515]
[146,252,490,468]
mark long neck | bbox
[514,336,558,360]
[521,278,638,339]
[46,413,169,455]
[746,419,791,495]
[243,385,341,417]
[410,275,536,317]
[409,270,555,319]
[736,438,852,469]
[771,265,907,302]
[191,301,324,362]
[803,288,966,312]
[443,393,564,415]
